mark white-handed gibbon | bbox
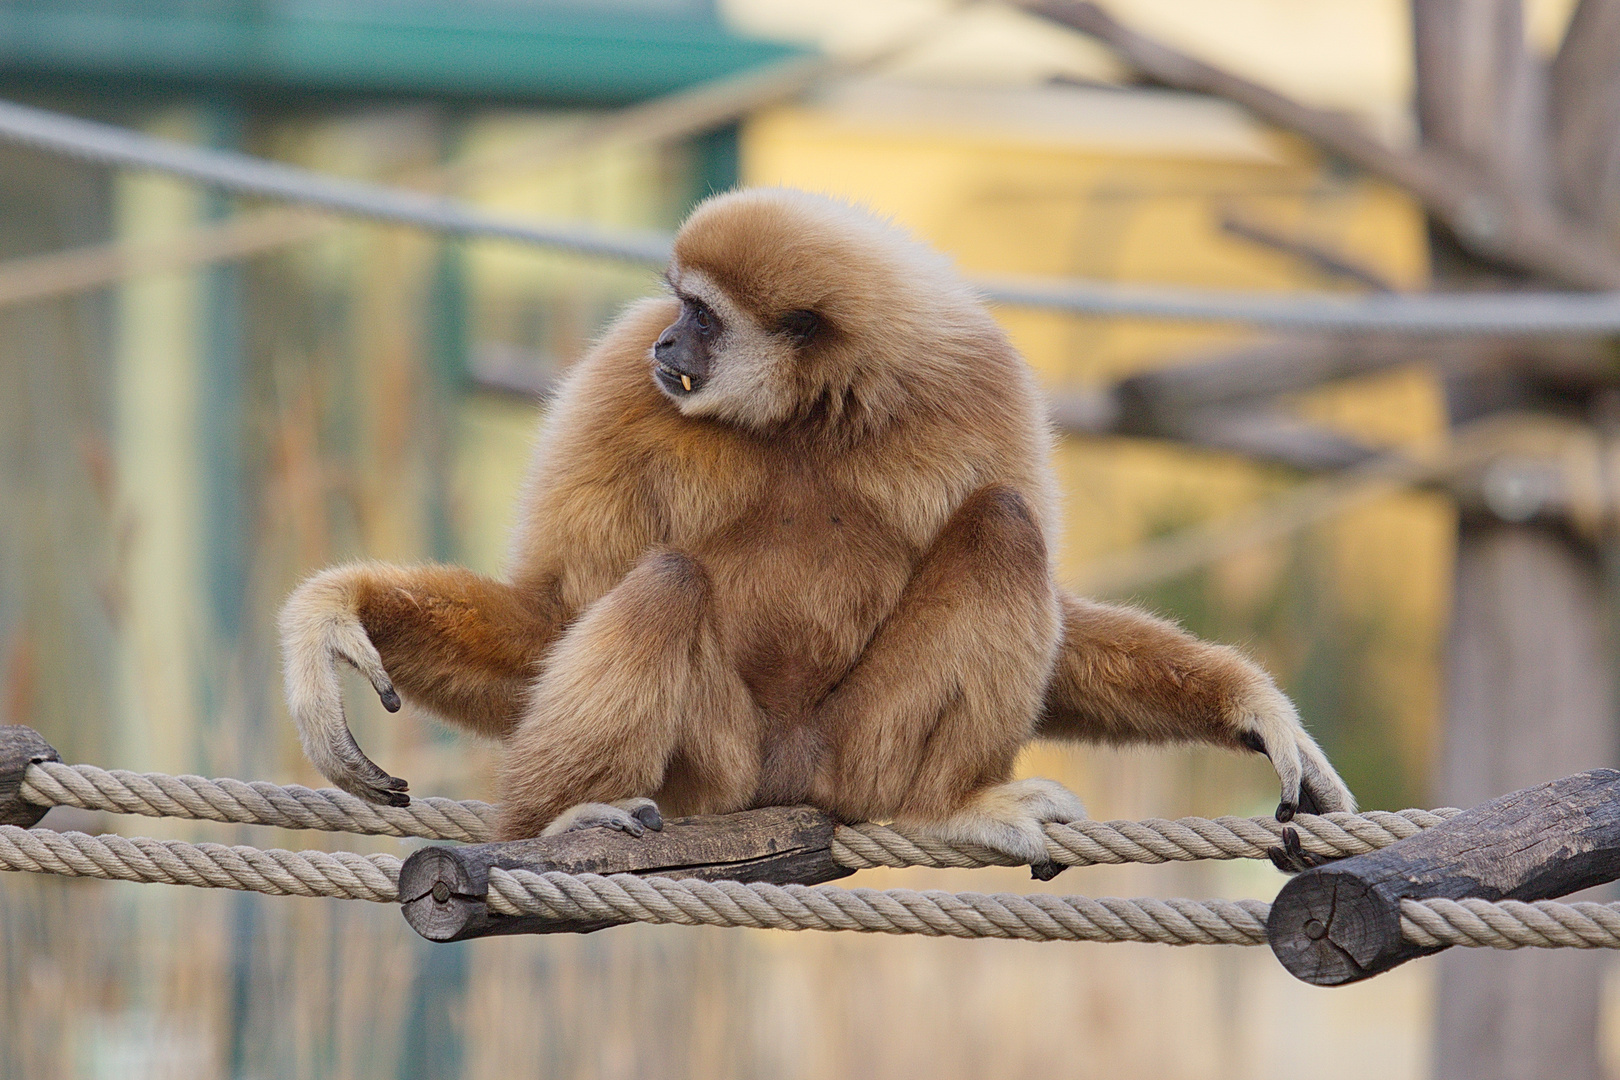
[280,188,1353,864]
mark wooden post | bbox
[0,725,59,827]
[398,805,853,942]
[1432,523,1616,1080]
[1268,769,1620,984]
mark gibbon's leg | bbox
[279,562,562,805]
[811,485,1082,866]
[496,549,759,841]
[1036,591,1355,818]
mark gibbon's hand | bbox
[1233,683,1355,822]
[279,569,411,807]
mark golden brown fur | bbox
[279,189,1352,859]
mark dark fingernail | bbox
[380,687,401,712]
[387,792,411,808]
[634,806,663,831]
[1030,861,1065,881]
[386,777,408,791]
[1276,800,1296,823]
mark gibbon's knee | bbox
[928,484,1049,589]
[815,483,1058,823]
[495,547,756,839]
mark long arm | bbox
[1037,591,1354,816]
[278,562,566,803]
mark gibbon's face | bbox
[651,266,822,430]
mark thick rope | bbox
[1400,898,1620,949]
[483,868,1273,944]
[21,761,496,842]
[0,825,399,902]
[6,822,1620,948]
[832,808,1461,869]
[19,760,1459,867]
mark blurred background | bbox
[1,0,1616,1076]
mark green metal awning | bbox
[0,1,806,105]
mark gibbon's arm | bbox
[279,563,566,804]
[1036,592,1355,817]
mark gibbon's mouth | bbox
[653,361,703,396]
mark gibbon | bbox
[279,188,1353,863]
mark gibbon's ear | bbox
[778,309,821,346]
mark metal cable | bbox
[6,97,1620,333]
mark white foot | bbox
[542,798,664,838]
[906,778,1085,866]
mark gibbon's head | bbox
[653,188,992,434]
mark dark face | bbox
[651,296,719,398]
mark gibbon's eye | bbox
[778,309,821,346]
[689,300,716,335]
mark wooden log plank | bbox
[398,805,853,942]
[1268,769,1620,986]
[0,726,59,827]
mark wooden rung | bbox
[397,804,853,942]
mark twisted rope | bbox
[0,825,399,901]
[21,761,496,842]
[1400,898,1620,949]
[20,760,1459,867]
[7,822,1620,949]
[832,808,1461,869]
[484,869,1274,944]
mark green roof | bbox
[0,2,806,105]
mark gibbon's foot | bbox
[1232,684,1355,822]
[907,778,1086,870]
[279,569,410,806]
[327,727,411,807]
[541,798,665,838]
[1266,827,1335,875]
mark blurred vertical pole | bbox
[112,109,205,773]
[191,101,262,1080]
[1434,523,1613,1080]
[395,117,472,1080]
[198,103,249,759]
[1417,3,1617,1078]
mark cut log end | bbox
[1268,869,1436,985]
[0,726,60,828]
[1266,769,1620,985]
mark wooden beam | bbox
[397,805,853,942]
[1550,0,1620,230]
[1022,0,1620,289]
[0,725,59,828]
[1268,768,1620,985]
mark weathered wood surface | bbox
[398,805,853,942]
[0,726,59,828]
[1268,769,1620,987]
[1431,525,1616,1080]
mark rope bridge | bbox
[4,727,1619,985]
